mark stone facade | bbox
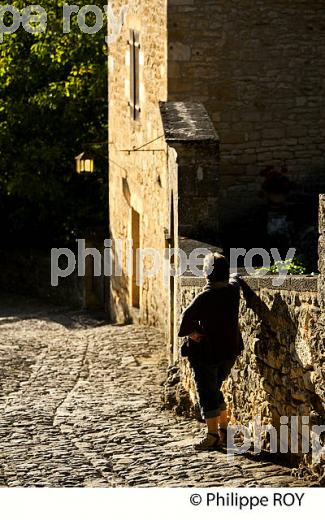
[160,102,220,241]
[109,3,220,333]
[109,0,325,328]
[109,0,169,328]
[167,0,325,234]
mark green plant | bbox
[255,257,307,276]
[0,1,108,248]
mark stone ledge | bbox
[180,276,206,287]
[179,274,319,292]
[290,276,319,292]
[245,275,318,293]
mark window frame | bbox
[128,29,141,121]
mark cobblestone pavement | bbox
[0,294,307,487]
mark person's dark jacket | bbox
[178,274,243,363]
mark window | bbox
[128,30,140,121]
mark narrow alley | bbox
[0,294,306,488]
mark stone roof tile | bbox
[159,101,219,142]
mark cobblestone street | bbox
[0,295,306,488]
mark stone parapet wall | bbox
[318,194,325,309]
[226,277,321,431]
[165,273,324,471]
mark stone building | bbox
[108,0,325,347]
[109,0,220,352]
[108,1,325,473]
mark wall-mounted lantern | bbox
[75,152,95,175]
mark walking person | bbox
[178,252,243,450]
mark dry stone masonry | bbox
[168,0,325,232]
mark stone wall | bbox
[177,142,219,239]
[108,0,169,328]
[164,273,324,474]
[225,276,323,460]
[160,101,220,241]
[167,0,325,233]
[108,0,325,328]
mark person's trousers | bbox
[189,357,235,420]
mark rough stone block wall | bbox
[315,195,325,412]
[165,273,324,469]
[318,194,325,309]
[109,0,169,328]
[173,141,219,241]
[160,101,220,242]
[168,0,325,231]
[225,278,322,442]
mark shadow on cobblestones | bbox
[0,293,108,329]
